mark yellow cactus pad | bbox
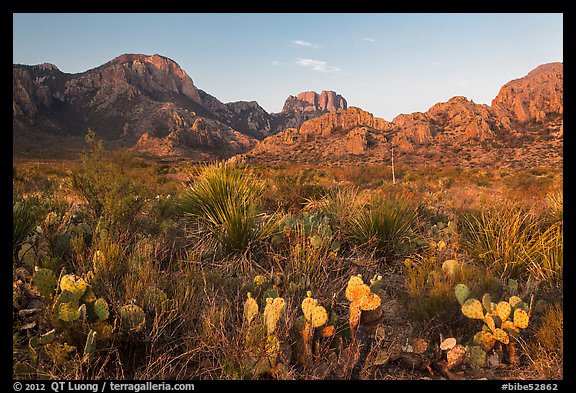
[492,328,509,344]
[59,274,87,298]
[462,299,485,320]
[310,305,328,328]
[509,296,523,308]
[502,320,520,333]
[301,295,318,321]
[345,275,368,302]
[513,308,530,329]
[496,301,512,322]
[440,337,457,351]
[473,331,496,351]
[243,293,259,325]
[359,292,381,311]
[484,315,496,333]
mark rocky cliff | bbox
[235,63,562,169]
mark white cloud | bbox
[291,40,321,49]
[270,60,279,66]
[362,37,376,42]
[295,58,340,73]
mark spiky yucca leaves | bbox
[180,162,281,255]
[457,206,561,280]
[347,195,417,261]
[13,201,38,252]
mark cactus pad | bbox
[441,259,459,276]
[265,334,281,365]
[440,337,457,351]
[293,315,307,335]
[461,299,485,320]
[454,284,470,305]
[143,286,168,311]
[243,293,259,325]
[412,338,429,354]
[509,296,522,308]
[359,292,381,311]
[492,328,509,344]
[120,304,146,332]
[513,308,530,329]
[507,279,519,295]
[80,285,97,303]
[345,275,368,302]
[483,315,496,333]
[83,330,97,360]
[58,302,81,322]
[32,268,57,298]
[496,301,512,322]
[59,274,87,298]
[502,320,520,334]
[301,294,318,320]
[310,305,328,328]
[93,298,109,321]
[473,331,496,351]
[468,346,487,368]
[263,297,285,335]
[481,293,492,312]
[349,302,362,333]
[447,344,467,369]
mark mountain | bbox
[235,63,563,168]
[13,53,350,160]
[13,55,562,168]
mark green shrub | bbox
[457,206,562,280]
[347,195,418,261]
[13,201,37,252]
[180,162,281,255]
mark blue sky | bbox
[13,13,563,120]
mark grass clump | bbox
[13,201,38,252]
[457,206,562,281]
[347,194,418,261]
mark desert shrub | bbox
[457,206,562,280]
[13,201,38,252]
[180,162,281,256]
[347,194,418,261]
[71,130,145,233]
[266,170,328,212]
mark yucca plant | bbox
[180,162,281,255]
[457,206,562,280]
[347,195,417,261]
[13,201,37,253]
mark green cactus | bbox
[32,268,57,298]
[91,321,114,341]
[58,302,81,322]
[265,334,281,366]
[120,304,146,332]
[454,284,470,306]
[468,346,487,367]
[509,296,522,309]
[461,298,485,319]
[507,279,519,295]
[143,286,168,312]
[38,329,57,345]
[81,285,97,303]
[93,298,109,321]
[83,330,97,361]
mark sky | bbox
[13,13,563,120]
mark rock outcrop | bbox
[492,62,563,123]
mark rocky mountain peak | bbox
[282,90,347,113]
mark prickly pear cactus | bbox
[468,345,487,368]
[461,298,485,320]
[263,297,285,335]
[496,301,512,322]
[473,331,496,351]
[492,328,509,344]
[513,308,530,329]
[441,259,459,277]
[59,274,87,298]
[481,293,492,312]
[32,268,57,298]
[243,292,259,325]
[83,330,97,361]
[454,284,470,305]
[120,304,146,332]
[440,337,457,351]
[57,302,81,322]
[91,321,114,341]
[301,292,328,328]
[484,315,496,332]
[93,298,109,321]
